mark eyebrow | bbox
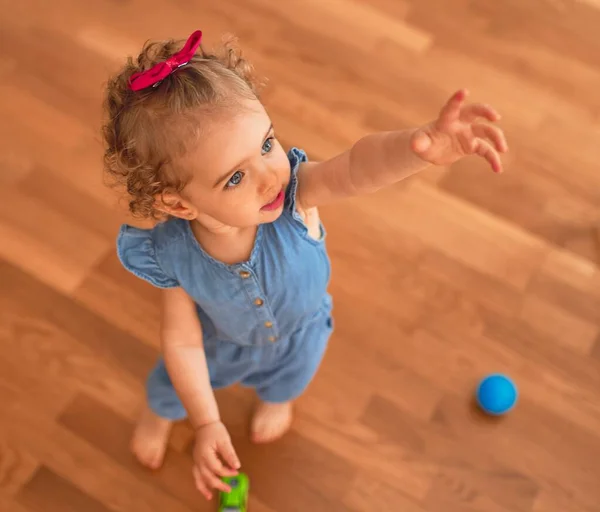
[213,123,274,188]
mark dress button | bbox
[254,298,264,306]
[239,270,250,279]
[268,336,276,342]
[264,321,273,328]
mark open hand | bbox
[411,89,508,173]
[192,421,241,500]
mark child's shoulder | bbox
[283,146,308,212]
[116,218,188,289]
[286,146,307,167]
[117,217,187,251]
[282,147,326,242]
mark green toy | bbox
[218,473,249,512]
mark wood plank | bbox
[417,248,522,317]
[344,472,427,512]
[431,395,600,511]
[0,442,39,497]
[18,168,123,243]
[17,466,113,512]
[361,394,540,512]
[0,189,110,294]
[0,260,153,421]
[533,487,598,512]
[528,267,600,325]
[518,295,598,355]
[225,423,357,512]
[74,251,163,349]
[1,399,196,512]
[57,393,205,510]
[0,496,36,512]
[321,295,444,422]
[292,412,435,503]
[358,181,549,290]
[439,156,600,263]
[2,260,159,384]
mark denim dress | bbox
[116,148,334,419]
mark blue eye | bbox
[226,170,244,188]
[262,137,274,154]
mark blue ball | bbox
[476,374,518,415]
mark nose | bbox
[258,164,279,196]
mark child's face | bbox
[164,98,291,229]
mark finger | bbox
[438,89,468,124]
[460,103,500,123]
[205,449,238,477]
[473,138,503,173]
[472,123,508,152]
[201,465,232,494]
[219,440,242,471]
[193,465,213,501]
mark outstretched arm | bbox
[296,89,508,209]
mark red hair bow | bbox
[129,30,203,91]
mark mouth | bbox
[261,189,284,211]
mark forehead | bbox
[177,99,271,180]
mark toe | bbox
[250,422,265,443]
[149,450,161,469]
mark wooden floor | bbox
[2,0,600,511]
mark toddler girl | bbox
[102,29,507,500]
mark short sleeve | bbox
[116,225,179,288]
[284,147,308,218]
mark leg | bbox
[131,358,187,469]
[247,312,334,444]
[251,400,294,444]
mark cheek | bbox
[272,146,291,179]
[222,188,261,215]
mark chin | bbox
[259,206,284,223]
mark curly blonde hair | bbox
[102,33,263,220]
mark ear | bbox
[153,191,198,220]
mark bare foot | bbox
[130,405,173,469]
[251,401,293,444]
